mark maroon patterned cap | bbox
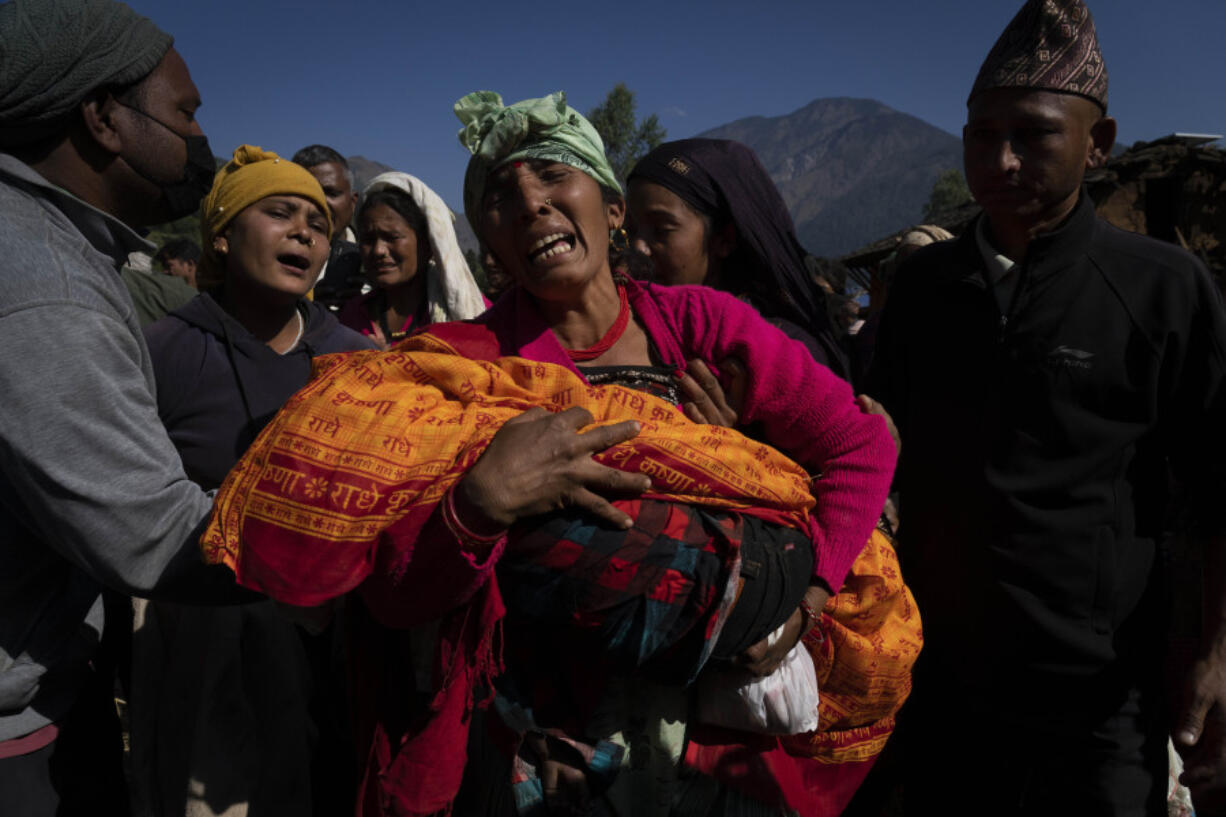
[969,0,1108,111]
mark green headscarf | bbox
[455,91,621,230]
[0,0,173,147]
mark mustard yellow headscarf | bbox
[198,144,332,286]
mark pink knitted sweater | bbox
[470,277,897,592]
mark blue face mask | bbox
[117,102,215,221]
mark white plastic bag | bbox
[694,623,821,736]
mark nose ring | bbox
[544,198,552,206]
[308,238,315,247]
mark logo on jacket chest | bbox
[1047,344,1095,370]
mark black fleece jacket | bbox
[868,194,1226,711]
[144,293,375,490]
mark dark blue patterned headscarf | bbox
[630,138,849,380]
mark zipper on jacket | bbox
[992,262,1030,342]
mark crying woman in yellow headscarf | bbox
[132,145,374,817]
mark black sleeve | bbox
[1165,260,1226,536]
[864,260,919,433]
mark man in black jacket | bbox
[868,1,1226,813]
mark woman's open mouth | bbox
[527,233,575,265]
[278,253,311,275]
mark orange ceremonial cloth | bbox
[684,528,921,815]
[199,335,920,815]
[792,527,921,810]
[200,338,816,606]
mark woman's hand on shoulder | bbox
[457,406,651,532]
[678,357,747,427]
[856,394,900,456]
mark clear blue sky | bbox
[128,0,1226,214]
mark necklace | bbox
[566,285,630,362]
[581,365,683,405]
[279,309,304,355]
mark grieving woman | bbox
[626,138,849,382]
[131,146,374,817]
[338,171,487,349]
[628,137,918,813]
[194,97,907,817]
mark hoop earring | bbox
[610,227,629,252]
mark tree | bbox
[145,155,225,252]
[587,83,666,186]
[145,211,202,256]
[922,169,973,221]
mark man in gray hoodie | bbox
[0,1,241,811]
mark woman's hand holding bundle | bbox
[677,357,746,427]
[456,406,652,533]
[737,584,831,677]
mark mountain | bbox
[696,97,962,257]
[451,212,480,256]
[346,155,396,192]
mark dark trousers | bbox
[710,518,814,659]
[0,665,129,817]
[889,676,1167,817]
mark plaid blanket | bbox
[198,340,818,817]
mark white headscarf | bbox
[362,171,487,324]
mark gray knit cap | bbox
[0,0,173,147]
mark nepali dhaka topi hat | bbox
[969,0,1108,111]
